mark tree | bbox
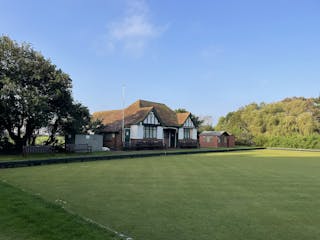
[198,124,215,133]
[45,103,91,145]
[0,36,89,151]
[175,108,204,128]
[214,97,320,148]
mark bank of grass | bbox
[0,181,120,240]
[2,150,320,240]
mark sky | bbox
[1,0,320,125]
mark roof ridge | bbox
[176,112,190,115]
[139,99,167,106]
[93,99,193,129]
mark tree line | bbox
[215,97,320,148]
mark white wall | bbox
[143,111,160,125]
[192,129,197,140]
[137,125,144,139]
[183,117,195,128]
[130,125,138,139]
[157,126,164,139]
[130,124,143,139]
[178,128,184,140]
[132,124,163,139]
[178,127,197,140]
[75,134,103,152]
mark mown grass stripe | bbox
[0,147,264,168]
[0,180,122,240]
[58,203,134,240]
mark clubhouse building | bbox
[93,100,198,150]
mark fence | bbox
[66,144,92,153]
[22,145,54,156]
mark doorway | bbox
[164,129,177,148]
[124,128,130,148]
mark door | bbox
[163,129,176,148]
[124,129,130,147]
[170,132,175,148]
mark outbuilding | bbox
[199,131,235,148]
[65,134,103,152]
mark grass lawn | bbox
[0,146,253,162]
[0,181,120,240]
[1,149,320,240]
[0,150,118,162]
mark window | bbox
[104,133,114,141]
[143,111,159,125]
[144,126,157,139]
[184,117,194,128]
[206,136,212,143]
[184,128,191,139]
[219,136,227,144]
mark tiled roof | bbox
[199,131,230,136]
[93,100,194,132]
[138,100,180,127]
[93,102,153,132]
[176,112,190,125]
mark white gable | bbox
[183,117,194,128]
[143,111,160,125]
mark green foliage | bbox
[254,134,320,149]
[0,36,90,150]
[198,124,215,133]
[35,135,65,145]
[86,117,104,134]
[215,97,320,148]
[0,136,15,153]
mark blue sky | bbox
[1,0,319,124]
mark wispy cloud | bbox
[200,45,224,59]
[100,0,166,57]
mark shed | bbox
[199,131,235,148]
[65,134,103,152]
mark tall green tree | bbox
[0,36,90,150]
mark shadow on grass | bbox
[0,181,121,240]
